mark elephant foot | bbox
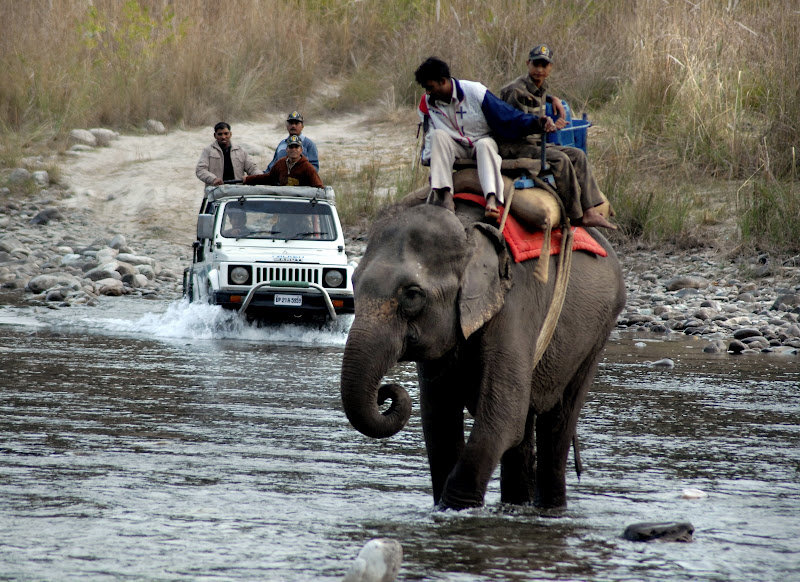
[438,487,485,511]
[533,491,568,510]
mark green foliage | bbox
[738,180,800,253]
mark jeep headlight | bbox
[229,265,251,285]
[323,268,345,288]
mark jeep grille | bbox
[253,266,320,285]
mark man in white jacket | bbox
[195,122,259,186]
[415,57,554,218]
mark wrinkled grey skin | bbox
[340,202,625,510]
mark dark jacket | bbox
[244,155,323,188]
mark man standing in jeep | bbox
[195,122,259,186]
[265,111,319,172]
[244,135,323,188]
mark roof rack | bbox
[204,184,336,203]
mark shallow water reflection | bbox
[0,302,798,581]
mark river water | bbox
[1,295,798,581]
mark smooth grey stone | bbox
[703,340,727,353]
[69,129,97,146]
[733,328,762,340]
[145,119,166,134]
[29,208,62,225]
[728,339,747,354]
[665,276,709,291]
[623,522,694,542]
[342,538,403,582]
[89,128,118,146]
[651,358,675,368]
[772,294,800,310]
[8,168,32,183]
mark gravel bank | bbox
[2,122,798,357]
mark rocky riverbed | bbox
[1,122,799,357]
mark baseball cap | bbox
[286,135,303,147]
[287,111,304,122]
[528,44,553,63]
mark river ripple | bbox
[0,299,798,581]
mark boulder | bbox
[733,328,762,340]
[89,128,119,146]
[95,248,118,264]
[727,339,747,354]
[69,129,97,146]
[32,170,49,186]
[651,358,675,368]
[623,522,694,542]
[60,253,83,267]
[108,234,128,251]
[8,168,32,184]
[772,293,800,311]
[85,262,121,281]
[29,207,62,225]
[25,273,82,293]
[0,235,30,255]
[117,253,156,267]
[703,340,727,354]
[145,119,166,134]
[342,539,402,582]
[95,278,125,296]
[122,273,150,288]
[135,264,156,280]
[114,261,138,277]
[665,276,709,291]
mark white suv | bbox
[183,184,354,322]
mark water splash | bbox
[85,299,353,346]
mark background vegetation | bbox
[1,0,798,253]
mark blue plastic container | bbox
[547,118,591,152]
[544,102,591,153]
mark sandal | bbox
[484,206,501,221]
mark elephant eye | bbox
[399,285,426,316]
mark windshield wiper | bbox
[296,231,328,238]
[244,229,281,237]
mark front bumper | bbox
[213,283,354,321]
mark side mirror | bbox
[197,214,214,240]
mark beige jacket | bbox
[195,141,259,185]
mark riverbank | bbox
[1,119,798,356]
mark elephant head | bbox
[340,205,511,438]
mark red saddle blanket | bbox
[454,192,608,263]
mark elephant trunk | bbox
[340,320,412,439]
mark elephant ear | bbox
[458,223,512,339]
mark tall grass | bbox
[1,0,798,250]
[738,179,800,254]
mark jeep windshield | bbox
[220,199,337,241]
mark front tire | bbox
[182,268,193,301]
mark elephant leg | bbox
[418,360,467,506]
[500,409,537,504]
[534,350,603,508]
[439,351,532,509]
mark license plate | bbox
[274,294,302,306]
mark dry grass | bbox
[1,0,797,251]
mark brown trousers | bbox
[499,141,603,221]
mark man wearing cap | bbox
[265,111,319,173]
[244,134,323,188]
[415,57,554,218]
[499,44,615,229]
[196,122,259,186]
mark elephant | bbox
[340,200,625,510]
